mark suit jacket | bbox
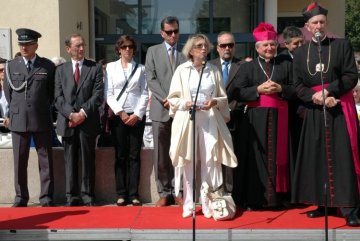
[209,57,245,131]
[145,42,186,122]
[4,55,55,132]
[54,59,104,137]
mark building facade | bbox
[0,0,345,63]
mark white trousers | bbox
[182,111,223,215]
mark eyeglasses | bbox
[163,29,179,36]
[72,43,86,48]
[193,43,208,49]
[218,43,235,49]
[120,45,135,50]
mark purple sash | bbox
[312,85,360,194]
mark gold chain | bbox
[306,38,331,76]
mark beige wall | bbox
[0,0,90,61]
[0,0,61,59]
[278,0,345,37]
[0,0,346,60]
[58,0,90,61]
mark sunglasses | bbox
[120,45,135,50]
[219,43,235,49]
[163,29,179,36]
[193,43,208,49]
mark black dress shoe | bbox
[12,202,27,207]
[131,198,142,206]
[116,198,127,206]
[65,199,80,207]
[346,213,360,227]
[41,202,54,207]
[307,208,325,218]
[84,201,96,206]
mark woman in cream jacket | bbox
[167,34,237,218]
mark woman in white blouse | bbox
[167,34,237,218]
[105,35,148,206]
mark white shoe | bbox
[182,210,192,218]
[203,211,212,219]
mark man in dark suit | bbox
[4,28,55,207]
[209,31,247,206]
[54,34,103,206]
[145,16,186,206]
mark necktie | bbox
[169,47,175,71]
[74,62,80,85]
[222,61,229,85]
[27,60,32,73]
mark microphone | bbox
[315,31,322,43]
[315,31,322,53]
[201,60,206,68]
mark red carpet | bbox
[0,205,359,230]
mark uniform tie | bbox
[169,47,175,71]
[74,62,80,85]
[222,61,229,85]
[26,60,32,73]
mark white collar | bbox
[71,58,84,66]
[23,56,36,64]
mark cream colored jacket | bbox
[168,61,237,169]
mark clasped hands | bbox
[3,118,10,128]
[257,79,282,94]
[68,112,86,128]
[312,89,340,108]
[186,99,217,111]
[119,111,140,126]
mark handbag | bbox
[201,183,236,221]
[107,62,139,120]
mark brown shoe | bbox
[155,197,168,207]
[174,197,184,206]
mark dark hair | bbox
[283,26,303,44]
[97,58,107,65]
[160,16,179,30]
[0,57,7,64]
[115,35,137,56]
[65,34,85,47]
[14,52,22,58]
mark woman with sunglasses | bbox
[105,35,149,206]
[167,33,237,218]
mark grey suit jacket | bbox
[54,59,104,137]
[145,42,186,122]
[4,55,55,132]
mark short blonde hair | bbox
[182,33,213,60]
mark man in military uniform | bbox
[4,28,55,207]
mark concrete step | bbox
[0,147,159,206]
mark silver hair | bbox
[51,56,66,66]
[182,33,213,60]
